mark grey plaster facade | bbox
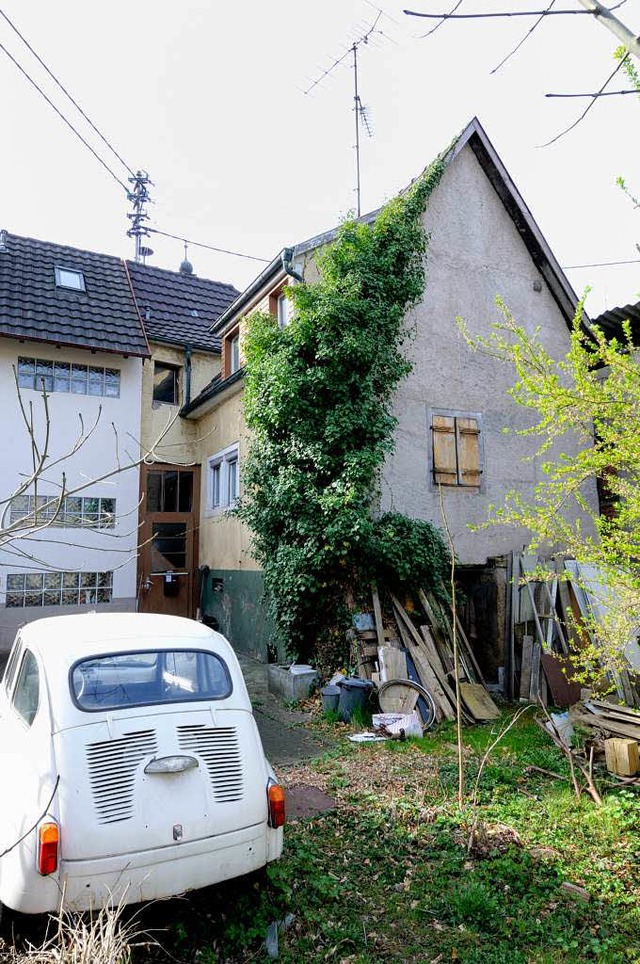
[380,140,599,564]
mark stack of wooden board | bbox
[507,553,640,708]
[354,584,500,726]
[569,698,640,741]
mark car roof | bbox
[18,613,226,664]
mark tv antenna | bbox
[303,9,390,217]
[127,170,154,262]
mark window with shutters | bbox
[430,411,482,488]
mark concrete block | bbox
[267,664,318,702]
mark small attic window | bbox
[55,266,85,291]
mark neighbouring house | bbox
[183,117,600,676]
[126,258,238,620]
[0,231,150,649]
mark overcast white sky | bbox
[0,0,638,316]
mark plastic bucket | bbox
[321,685,341,714]
[338,678,373,722]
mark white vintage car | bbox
[0,613,284,915]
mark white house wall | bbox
[0,339,143,648]
[380,143,599,563]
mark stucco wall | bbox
[380,143,599,563]
[140,343,219,463]
[0,339,143,648]
[197,387,258,573]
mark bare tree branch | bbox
[539,53,628,147]
[491,0,557,74]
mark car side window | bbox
[12,649,40,726]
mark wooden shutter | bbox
[432,415,458,485]
[456,416,481,486]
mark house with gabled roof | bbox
[182,117,600,674]
[0,231,150,648]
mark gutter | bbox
[184,344,192,407]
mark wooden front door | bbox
[138,465,200,618]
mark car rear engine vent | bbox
[177,724,243,802]
[87,729,158,824]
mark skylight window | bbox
[55,266,86,291]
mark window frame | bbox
[207,443,240,513]
[229,334,240,374]
[428,408,484,491]
[276,292,291,329]
[54,266,86,291]
[152,361,180,406]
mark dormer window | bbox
[55,266,85,291]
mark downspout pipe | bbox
[282,247,303,282]
[184,344,192,407]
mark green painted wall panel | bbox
[202,568,275,662]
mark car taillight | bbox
[267,782,285,829]
[38,822,59,876]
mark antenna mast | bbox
[127,170,153,262]
[304,10,386,216]
[352,43,362,217]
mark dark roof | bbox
[0,232,149,357]
[126,261,239,352]
[181,367,244,417]
[591,301,640,345]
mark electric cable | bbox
[0,6,136,178]
[147,228,270,264]
[563,258,640,269]
[0,39,128,193]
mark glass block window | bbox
[5,571,113,608]
[17,357,120,397]
[9,495,116,528]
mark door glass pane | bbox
[163,472,178,513]
[178,472,193,512]
[147,473,162,512]
[151,523,186,572]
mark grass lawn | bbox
[137,708,640,964]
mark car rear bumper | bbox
[5,823,283,914]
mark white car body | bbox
[0,613,283,914]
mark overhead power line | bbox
[0,6,136,178]
[563,257,640,269]
[0,38,129,193]
[147,229,270,264]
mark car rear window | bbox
[70,649,232,711]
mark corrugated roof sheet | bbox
[126,261,238,352]
[592,301,640,345]
[0,232,149,357]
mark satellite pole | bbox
[127,170,153,263]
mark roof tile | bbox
[0,233,149,356]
